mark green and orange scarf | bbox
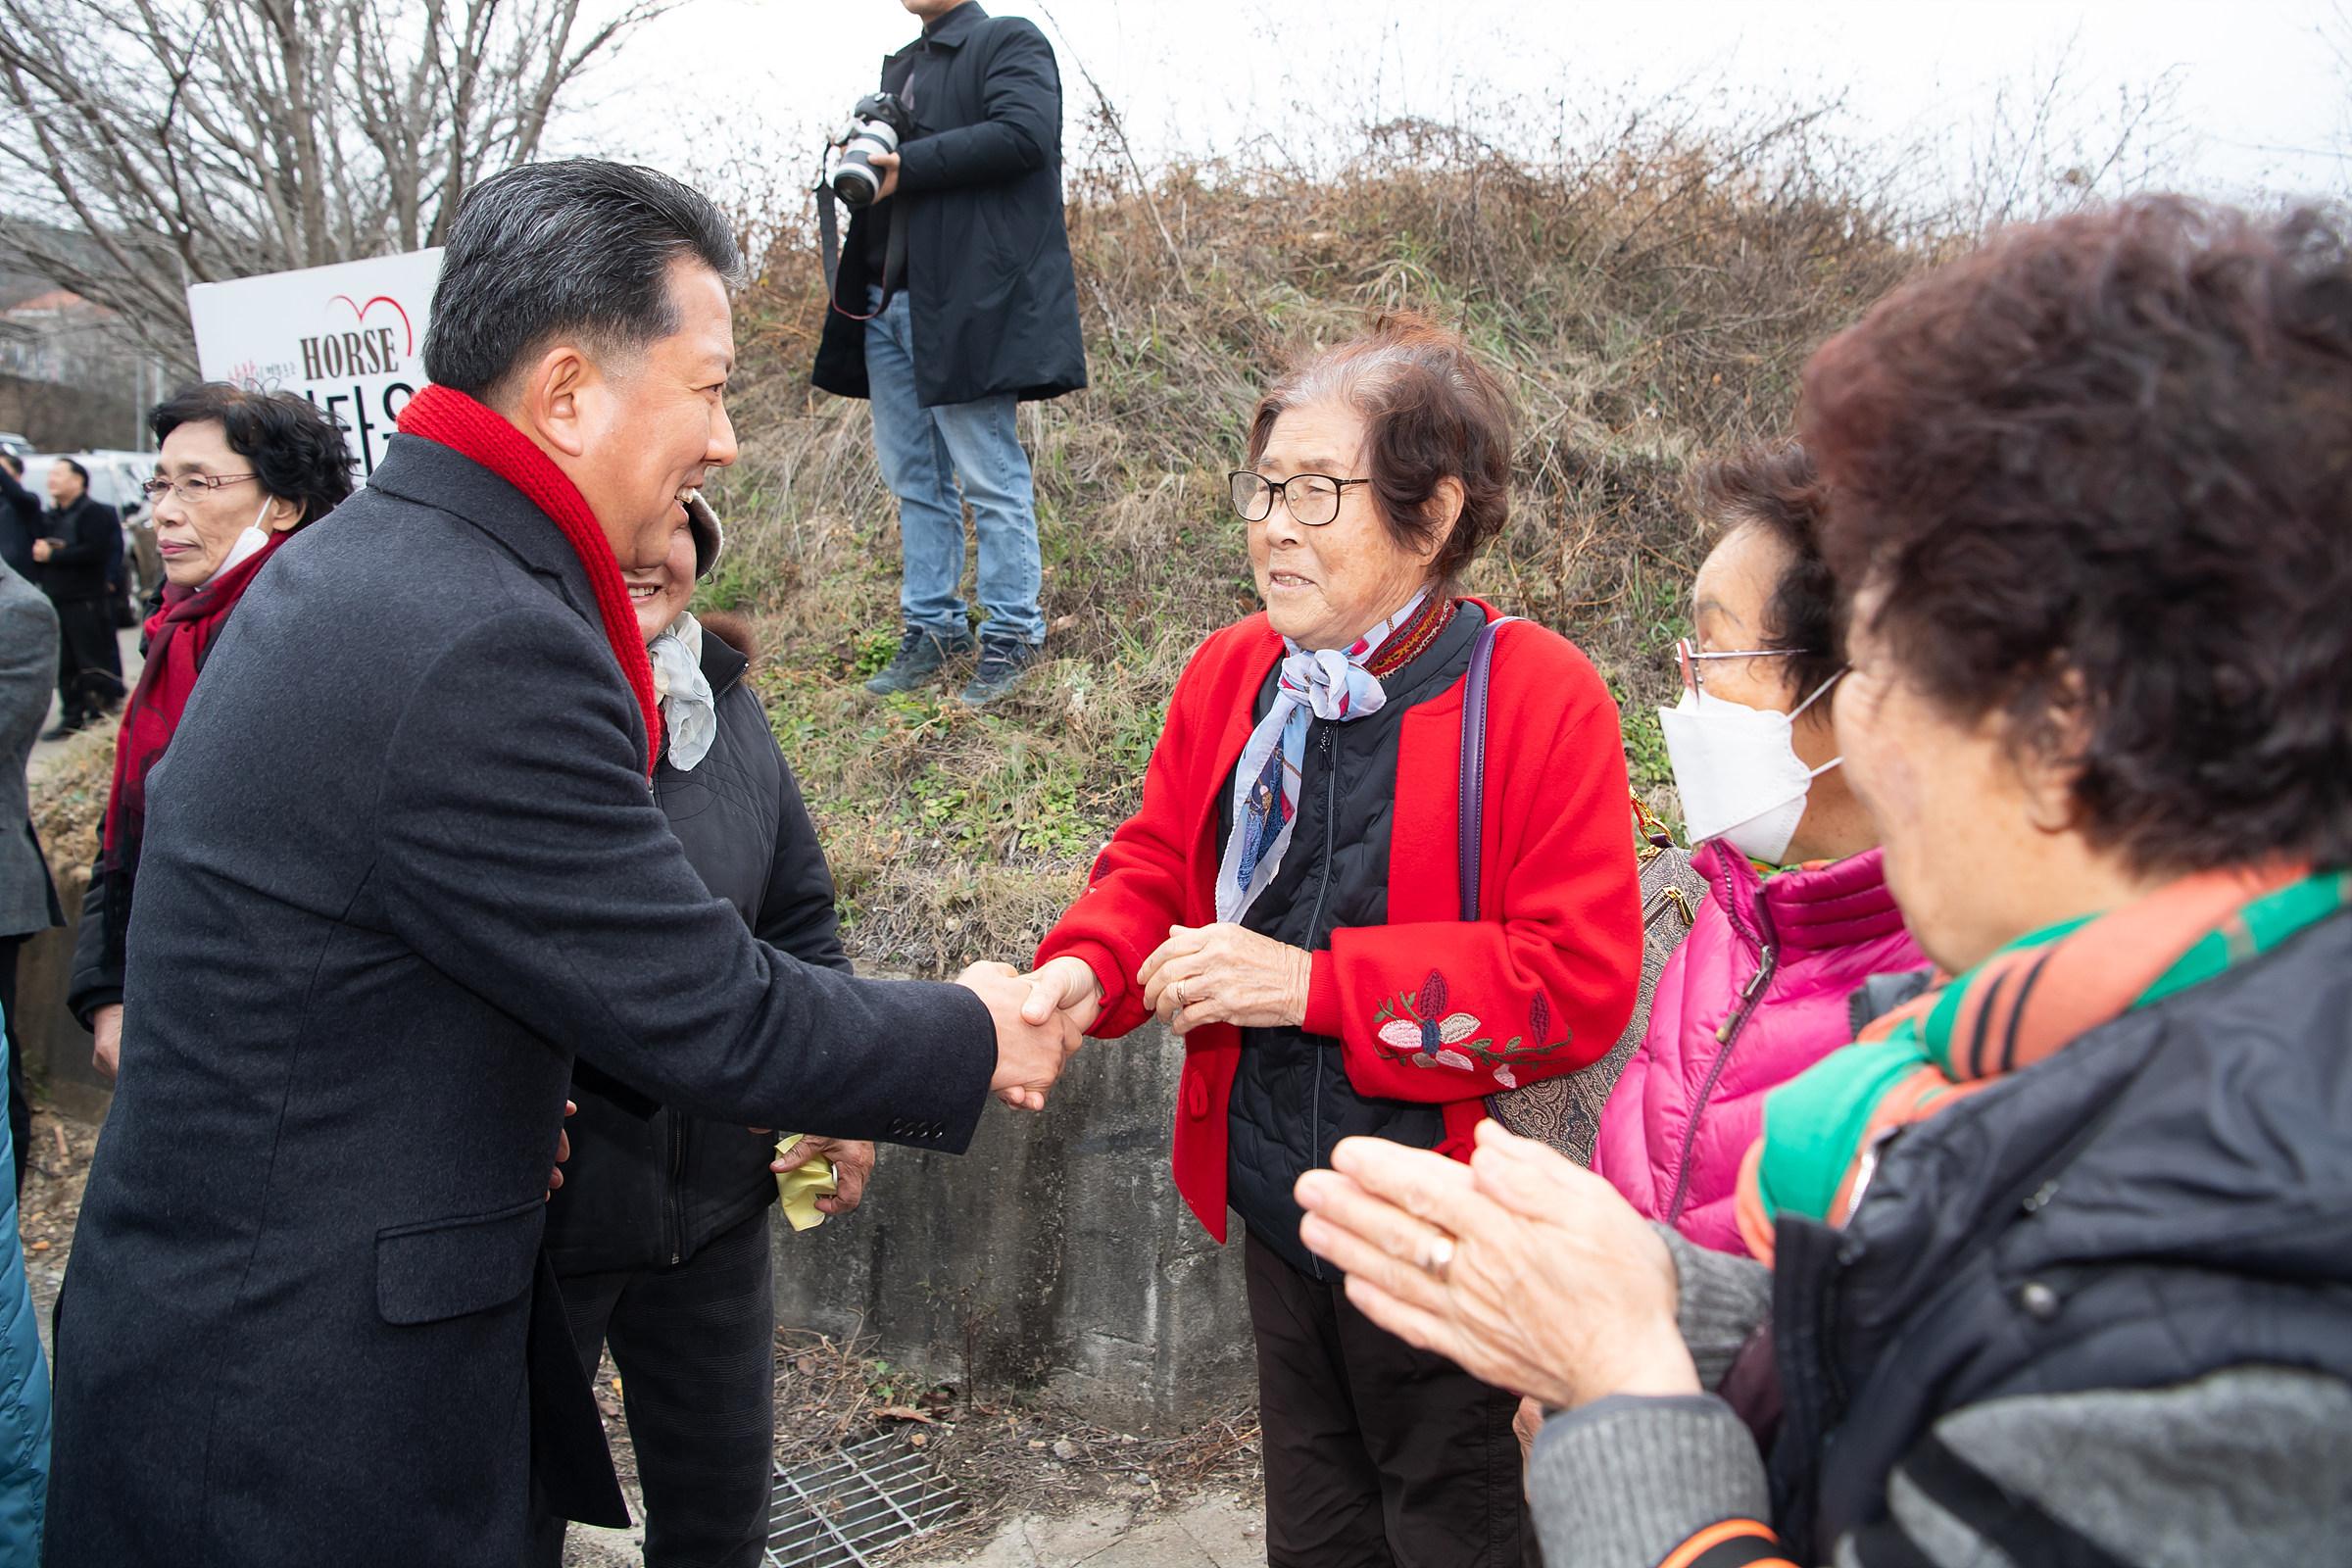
[1735,862,2350,1263]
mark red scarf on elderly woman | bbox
[98,528,298,965]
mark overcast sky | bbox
[569,0,2349,209]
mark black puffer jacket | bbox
[1222,606,1485,1277]
[1764,904,2352,1560]
[543,619,850,1276]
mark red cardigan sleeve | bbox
[1035,632,1233,1039]
[1304,641,1642,1102]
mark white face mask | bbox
[201,498,277,586]
[1658,669,1845,864]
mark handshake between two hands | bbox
[956,922,1315,1113]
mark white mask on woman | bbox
[202,497,280,586]
[1658,669,1845,864]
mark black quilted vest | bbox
[1765,907,2352,1558]
[1221,605,1485,1277]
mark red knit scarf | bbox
[97,528,297,971]
[396,384,662,776]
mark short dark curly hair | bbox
[150,383,355,526]
[1801,196,2352,874]
[1246,312,1514,589]
[1695,441,1841,700]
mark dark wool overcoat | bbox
[43,434,995,1567]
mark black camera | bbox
[832,92,915,209]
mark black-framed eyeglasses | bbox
[141,472,259,505]
[1227,469,1372,527]
[1674,636,1814,695]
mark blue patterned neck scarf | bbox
[1217,592,1430,924]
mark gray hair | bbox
[423,159,746,398]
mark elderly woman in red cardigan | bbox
[1019,314,1641,1566]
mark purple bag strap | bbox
[1457,615,1519,922]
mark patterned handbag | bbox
[1461,618,1706,1164]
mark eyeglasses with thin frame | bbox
[141,472,259,505]
[1674,636,1814,695]
[1228,469,1372,527]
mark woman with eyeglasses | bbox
[69,383,354,1081]
[1012,313,1642,1565]
[1586,443,1923,1258]
[1293,198,2352,1568]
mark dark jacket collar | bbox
[365,432,600,624]
[894,0,986,57]
[697,622,749,698]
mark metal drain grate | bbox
[764,1431,960,1567]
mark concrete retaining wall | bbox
[19,875,112,1125]
[768,1021,1257,1434]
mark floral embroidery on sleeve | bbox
[1371,971,1572,1089]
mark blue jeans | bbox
[864,288,1045,646]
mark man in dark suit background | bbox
[44,159,1083,1567]
[29,458,124,738]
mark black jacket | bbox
[36,495,121,603]
[1765,906,2352,1559]
[1221,607,1485,1277]
[810,2,1087,408]
[544,624,849,1277]
[43,434,999,1567]
[0,468,38,578]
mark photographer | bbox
[812,0,1086,707]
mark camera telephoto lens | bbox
[832,92,913,209]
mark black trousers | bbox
[1246,1234,1531,1568]
[51,597,123,722]
[530,1206,777,1568]
[0,934,24,1194]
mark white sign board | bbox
[186,248,443,477]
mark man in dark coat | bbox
[811,0,1086,708]
[43,159,1081,1568]
[30,458,124,737]
[0,455,40,577]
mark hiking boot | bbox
[863,625,974,696]
[957,639,1043,708]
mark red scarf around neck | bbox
[395,384,662,776]
[102,529,293,867]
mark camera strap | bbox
[814,148,906,324]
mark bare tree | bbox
[0,0,676,369]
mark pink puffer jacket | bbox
[1591,841,1923,1253]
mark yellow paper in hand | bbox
[772,1134,839,1232]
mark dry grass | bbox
[29,720,118,898]
[698,114,1939,974]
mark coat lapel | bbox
[365,434,604,631]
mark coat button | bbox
[2017,1281,2061,1321]
[1185,1075,1208,1119]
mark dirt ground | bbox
[20,1106,89,1359]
